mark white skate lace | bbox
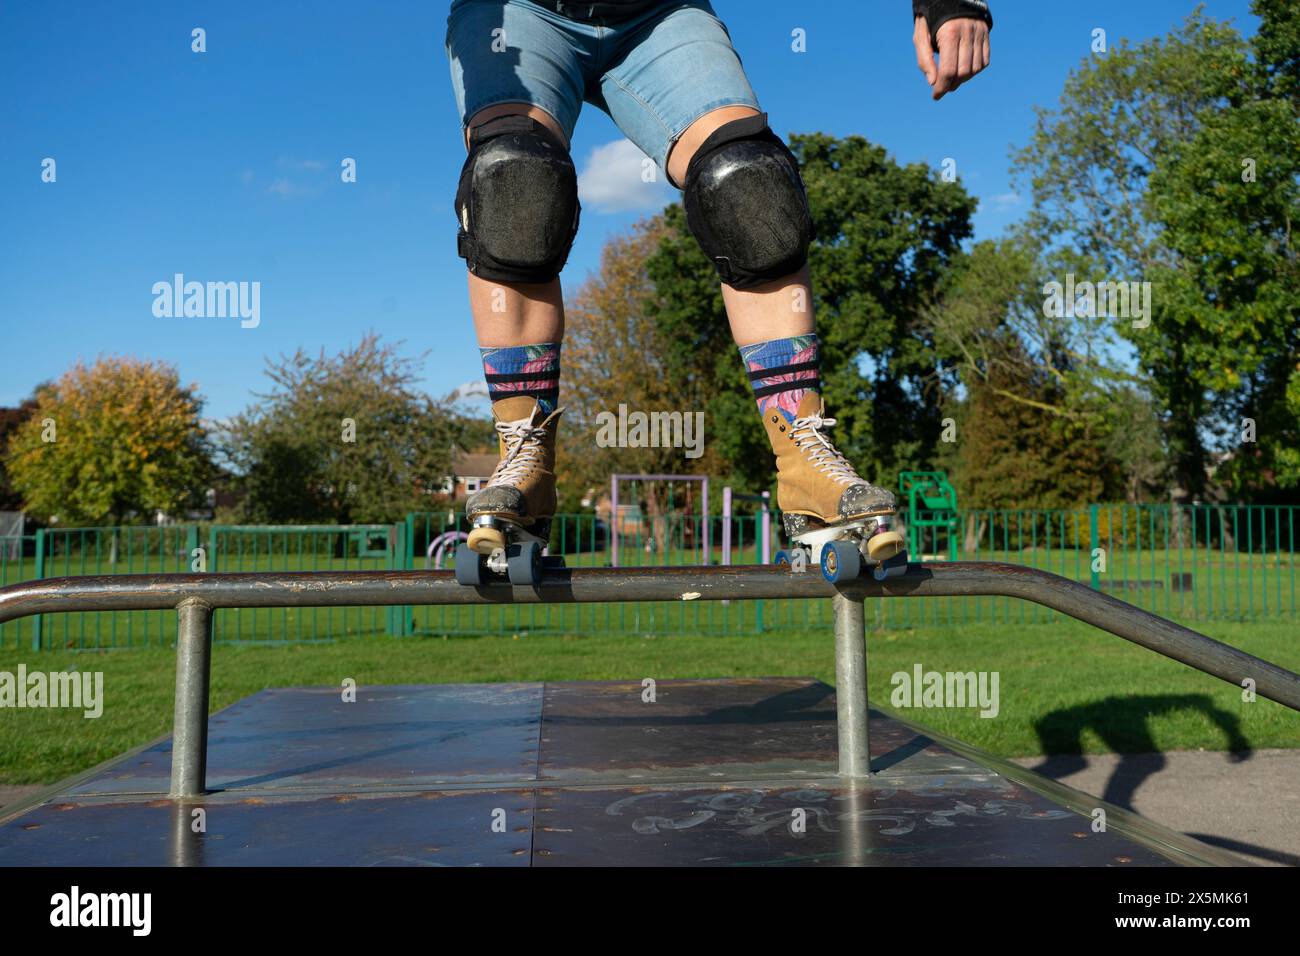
[789,414,860,486]
[487,414,554,487]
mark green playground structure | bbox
[900,470,960,561]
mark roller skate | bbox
[766,393,908,583]
[454,395,564,586]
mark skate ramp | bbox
[0,678,1244,866]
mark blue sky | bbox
[0,0,1261,421]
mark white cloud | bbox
[577,139,674,213]
[266,177,297,198]
[263,158,328,198]
[983,191,1023,212]
[277,157,326,171]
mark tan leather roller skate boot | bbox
[455,395,562,586]
[765,392,908,582]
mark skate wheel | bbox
[820,541,861,584]
[454,544,486,586]
[507,541,542,586]
[872,550,910,582]
[866,530,906,562]
[467,524,507,555]
[774,549,791,568]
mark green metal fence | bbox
[2,503,1296,651]
[2,524,402,651]
[891,503,1297,630]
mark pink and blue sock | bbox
[480,342,561,414]
[740,334,821,423]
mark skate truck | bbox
[775,506,909,584]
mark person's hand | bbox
[913,17,990,101]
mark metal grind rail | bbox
[1,561,1297,799]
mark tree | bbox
[0,392,42,511]
[926,236,1166,505]
[1012,5,1299,498]
[943,339,1114,514]
[927,236,1122,423]
[562,217,711,544]
[1143,18,1300,493]
[1102,386,1170,503]
[1253,0,1299,106]
[220,335,463,523]
[4,358,212,526]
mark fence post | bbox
[406,514,417,636]
[31,529,46,651]
[185,525,199,572]
[1089,504,1101,591]
[387,520,412,637]
[387,521,400,636]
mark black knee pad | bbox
[455,116,580,283]
[681,112,814,289]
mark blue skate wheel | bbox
[507,541,542,586]
[872,550,909,581]
[774,550,791,568]
[454,544,486,586]
[820,541,861,584]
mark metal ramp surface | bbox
[0,678,1240,866]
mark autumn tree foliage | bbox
[4,357,212,525]
[0,393,42,511]
[561,217,714,539]
[219,334,467,524]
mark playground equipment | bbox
[900,471,960,561]
[348,527,391,559]
[720,486,771,566]
[1,562,1296,866]
[609,474,709,568]
[424,531,467,570]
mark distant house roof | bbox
[452,452,499,479]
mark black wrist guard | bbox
[913,0,993,51]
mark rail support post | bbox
[170,599,213,799]
[832,592,870,778]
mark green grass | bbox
[1,616,1296,785]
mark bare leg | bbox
[717,265,814,346]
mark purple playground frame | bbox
[609,474,709,568]
[722,487,772,566]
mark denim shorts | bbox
[444,0,760,173]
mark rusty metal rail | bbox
[2,562,1297,798]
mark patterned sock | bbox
[479,342,561,415]
[740,334,821,423]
